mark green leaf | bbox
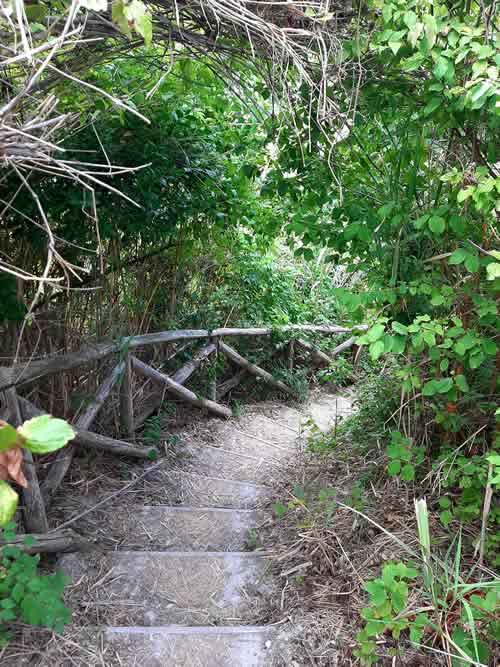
[464,254,479,273]
[0,423,18,453]
[438,496,451,509]
[486,263,500,281]
[369,340,385,360]
[448,248,467,265]
[0,481,19,528]
[389,41,403,55]
[401,464,415,481]
[440,358,449,372]
[390,580,408,613]
[392,321,408,335]
[428,216,445,235]
[457,186,474,202]
[388,460,401,476]
[112,0,132,37]
[431,292,445,306]
[272,502,287,518]
[364,580,387,607]
[423,15,437,49]
[136,13,152,47]
[423,97,441,115]
[18,416,76,455]
[407,22,423,48]
[434,57,454,81]
[422,380,437,396]
[366,324,385,343]
[403,11,417,29]
[455,375,469,393]
[440,509,453,526]
[435,377,453,394]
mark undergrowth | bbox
[269,358,499,665]
[0,523,70,645]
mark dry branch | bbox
[295,339,332,367]
[131,356,231,419]
[216,369,248,400]
[19,397,153,459]
[135,342,217,426]
[172,342,217,385]
[331,336,357,357]
[219,342,296,397]
[0,529,92,555]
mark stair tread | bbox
[59,551,273,627]
[103,625,276,667]
[84,505,264,551]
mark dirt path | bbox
[20,392,352,666]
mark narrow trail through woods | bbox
[46,391,353,666]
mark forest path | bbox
[53,391,353,666]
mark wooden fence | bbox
[0,323,365,549]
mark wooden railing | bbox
[0,323,365,544]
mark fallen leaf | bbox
[0,446,27,488]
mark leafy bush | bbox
[0,524,70,644]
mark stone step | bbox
[60,551,273,626]
[304,394,353,433]
[179,442,283,483]
[153,470,271,508]
[102,625,276,667]
[103,506,263,551]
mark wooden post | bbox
[208,338,218,401]
[288,339,295,372]
[119,352,135,440]
[4,388,49,534]
[40,361,126,507]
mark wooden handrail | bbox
[0,324,366,391]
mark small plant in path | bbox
[355,561,424,665]
[355,500,500,665]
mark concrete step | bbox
[304,394,353,433]
[103,506,263,551]
[103,625,276,667]
[152,469,271,508]
[179,442,283,483]
[60,551,273,626]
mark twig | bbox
[50,458,167,532]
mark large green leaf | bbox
[0,481,18,527]
[0,422,18,453]
[17,416,76,455]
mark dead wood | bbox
[295,339,332,367]
[0,528,92,555]
[119,352,135,440]
[219,342,296,397]
[131,356,232,419]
